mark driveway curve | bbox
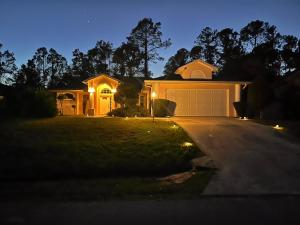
[173,117,300,195]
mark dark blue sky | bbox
[1,0,300,76]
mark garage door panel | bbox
[166,89,228,116]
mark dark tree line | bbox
[164,20,300,81]
[1,19,299,90]
[0,18,171,88]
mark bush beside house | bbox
[5,88,57,118]
[153,99,176,117]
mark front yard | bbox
[0,117,212,200]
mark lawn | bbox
[0,117,212,200]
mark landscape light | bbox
[181,142,193,148]
[273,124,283,130]
[171,124,178,129]
[239,117,248,120]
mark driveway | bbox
[173,117,300,195]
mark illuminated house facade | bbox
[51,60,250,117]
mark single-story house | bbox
[51,59,250,117]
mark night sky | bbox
[1,0,300,76]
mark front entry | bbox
[99,96,110,115]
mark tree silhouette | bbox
[127,18,171,78]
[194,27,218,65]
[164,48,190,77]
[0,43,17,84]
[87,40,113,75]
[112,42,141,77]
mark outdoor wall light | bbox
[111,88,117,94]
[151,91,157,98]
[88,87,95,93]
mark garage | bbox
[166,89,229,116]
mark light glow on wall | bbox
[88,87,95,93]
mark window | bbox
[101,88,112,94]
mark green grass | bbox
[0,117,212,200]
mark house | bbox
[51,59,250,117]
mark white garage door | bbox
[166,89,229,116]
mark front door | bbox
[99,96,110,115]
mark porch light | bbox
[111,88,117,94]
[151,91,157,98]
[88,87,95,93]
[273,124,283,130]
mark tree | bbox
[15,60,41,88]
[32,47,49,86]
[164,48,190,77]
[112,42,141,77]
[240,20,269,51]
[194,27,218,65]
[281,35,299,73]
[189,46,202,61]
[217,28,243,66]
[87,40,113,75]
[0,43,17,84]
[127,18,171,78]
[47,48,68,88]
[71,49,91,80]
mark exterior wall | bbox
[55,91,84,115]
[146,81,242,117]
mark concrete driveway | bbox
[173,117,300,195]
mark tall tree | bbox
[112,42,141,77]
[240,20,269,51]
[15,60,41,88]
[164,48,190,77]
[217,28,243,66]
[71,49,91,80]
[87,40,113,75]
[47,48,68,88]
[281,35,298,73]
[194,27,218,65]
[127,18,171,78]
[0,43,17,84]
[189,46,202,61]
[33,47,48,86]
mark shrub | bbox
[233,101,247,117]
[6,88,57,118]
[153,99,176,117]
[108,105,149,117]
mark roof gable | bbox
[175,59,218,80]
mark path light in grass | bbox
[124,117,129,120]
[181,142,193,148]
[170,124,178,129]
[273,124,283,130]
[147,130,151,133]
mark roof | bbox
[48,79,87,91]
[82,74,120,84]
[144,80,251,85]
